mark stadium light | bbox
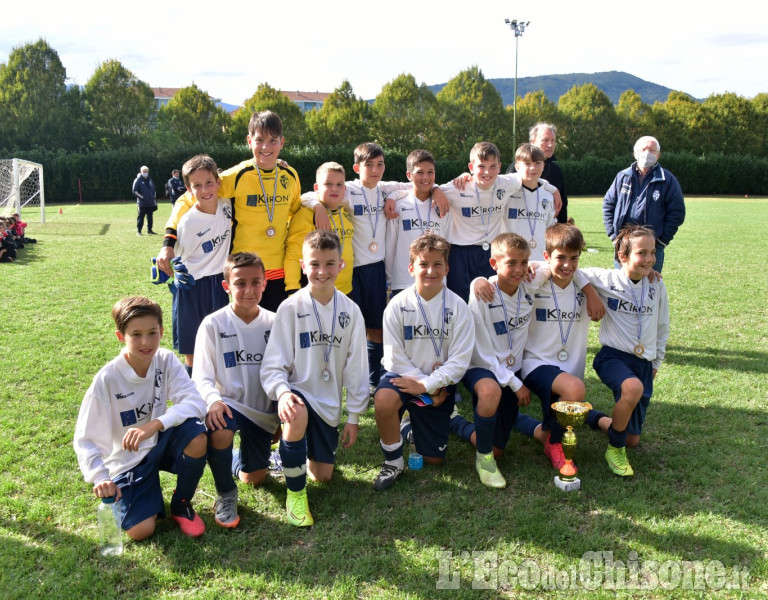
[505,18,530,150]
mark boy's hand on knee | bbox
[430,387,449,407]
[278,392,304,422]
[93,480,120,501]
[206,400,232,430]
[392,376,426,397]
[341,422,358,448]
[514,384,531,407]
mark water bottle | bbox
[98,496,123,556]
[407,443,423,471]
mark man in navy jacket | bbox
[133,165,157,236]
[603,136,685,271]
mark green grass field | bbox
[1,197,766,599]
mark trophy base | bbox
[554,475,581,492]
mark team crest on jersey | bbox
[542,199,549,209]
[496,189,505,200]
[338,312,351,329]
[280,174,289,189]
[648,286,656,300]
[576,292,585,306]
[265,330,271,343]
[653,191,660,201]
[223,205,232,219]
[154,368,163,388]
[443,308,454,324]
[525,293,533,305]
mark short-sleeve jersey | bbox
[175,198,232,279]
[504,182,557,261]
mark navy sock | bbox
[184,364,193,377]
[473,412,496,455]
[367,341,384,387]
[450,413,475,443]
[172,453,206,506]
[380,439,404,462]
[400,420,413,443]
[547,421,565,444]
[585,409,608,431]
[515,414,541,438]
[207,445,237,494]
[280,438,308,492]
[608,425,628,448]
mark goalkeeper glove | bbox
[150,257,170,285]
[172,257,196,289]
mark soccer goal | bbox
[0,158,46,223]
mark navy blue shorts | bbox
[351,261,387,329]
[215,407,273,473]
[173,272,229,354]
[113,417,206,530]
[261,277,287,313]
[377,372,456,459]
[462,367,524,450]
[293,390,339,464]
[447,244,494,303]
[524,364,565,431]
[593,346,653,435]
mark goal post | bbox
[0,158,46,223]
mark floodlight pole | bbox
[505,19,530,150]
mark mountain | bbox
[428,71,696,106]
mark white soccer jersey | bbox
[174,198,232,279]
[522,280,591,379]
[385,190,449,291]
[260,287,369,426]
[383,284,474,394]
[468,269,551,391]
[504,183,557,261]
[192,304,279,434]
[73,348,207,485]
[580,268,670,369]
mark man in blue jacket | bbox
[603,136,685,271]
[133,165,157,236]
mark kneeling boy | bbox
[74,297,208,541]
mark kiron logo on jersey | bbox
[352,203,384,216]
[245,193,292,207]
[403,218,441,231]
[508,208,548,219]
[223,349,263,368]
[202,229,231,254]
[119,402,153,427]
[493,313,531,335]
[299,331,343,349]
[338,312,350,329]
[536,307,581,321]
[403,324,449,341]
[461,205,502,218]
[607,298,653,314]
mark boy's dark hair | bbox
[249,110,283,138]
[615,224,656,262]
[354,142,384,165]
[515,143,545,164]
[545,224,585,254]
[112,296,163,333]
[409,232,451,264]
[303,229,341,254]
[223,252,265,281]
[470,141,501,164]
[406,149,435,174]
[491,232,530,258]
[181,154,219,187]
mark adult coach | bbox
[603,136,685,271]
[132,166,157,235]
[506,122,567,222]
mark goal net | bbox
[0,159,46,222]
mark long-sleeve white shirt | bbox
[192,304,280,434]
[383,284,474,394]
[73,348,207,485]
[260,287,369,426]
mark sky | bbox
[2,0,767,106]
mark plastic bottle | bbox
[407,443,423,471]
[98,496,123,556]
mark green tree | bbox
[0,39,88,151]
[157,83,231,146]
[557,83,623,159]
[370,73,437,154]
[83,59,155,148]
[701,92,761,156]
[230,83,306,146]
[751,93,768,157]
[652,91,712,154]
[435,66,509,160]
[616,90,655,149]
[513,90,561,147]
[305,80,371,147]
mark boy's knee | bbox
[555,375,586,402]
[374,389,400,413]
[239,468,267,486]
[184,433,208,458]
[424,456,444,466]
[620,378,644,402]
[475,379,501,412]
[626,434,641,447]
[209,428,234,450]
[126,516,156,541]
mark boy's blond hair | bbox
[248,110,283,138]
[491,232,531,259]
[181,154,219,187]
[112,296,163,333]
[515,143,545,164]
[316,162,345,183]
[545,224,585,255]
[223,252,265,281]
[469,142,501,164]
[408,232,451,265]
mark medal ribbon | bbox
[255,164,279,226]
[310,291,338,370]
[414,287,446,361]
[524,186,540,243]
[326,208,345,256]
[495,281,522,355]
[473,181,496,245]
[412,194,432,234]
[549,280,577,351]
[360,185,380,242]
[625,275,647,343]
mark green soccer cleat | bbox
[605,444,634,477]
[285,488,314,527]
[475,453,507,489]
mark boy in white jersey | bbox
[291,162,354,295]
[373,233,474,491]
[504,144,557,261]
[579,225,670,476]
[521,225,611,472]
[385,150,449,296]
[74,297,208,541]
[260,230,368,526]
[441,142,560,302]
[161,155,231,374]
[193,253,278,529]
